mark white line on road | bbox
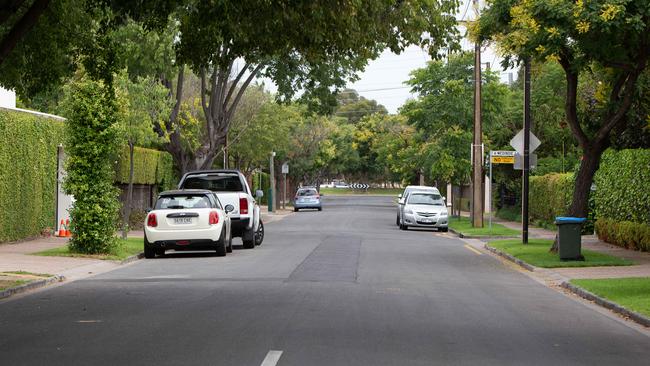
[260,350,283,366]
[464,244,483,255]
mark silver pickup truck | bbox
[178,170,264,249]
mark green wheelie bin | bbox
[555,217,587,261]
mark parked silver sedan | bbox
[396,185,441,226]
[293,187,322,211]
[398,191,449,231]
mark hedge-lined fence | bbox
[0,109,177,243]
[114,145,176,191]
[0,110,64,242]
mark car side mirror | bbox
[224,204,235,213]
[441,196,446,201]
[145,207,152,213]
[398,194,402,199]
[255,190,264,198]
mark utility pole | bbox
[522,58,531,244]
[269,151,276,213]
[471,0,483,228]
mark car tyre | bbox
[318,207,322,211]
[155,248,165,257]
[215,230,227,257]
[144,238,155,259]
[294,208,299,212]
[440,227,448,232]
[396,215,400,226]
[255,220,264,246]
[242,225,255,249]
[399,222,408,231]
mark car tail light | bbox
[147,213,157,227]
[239,197,248,215]
[209,211,219,225]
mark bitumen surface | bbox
[1,196,649,365]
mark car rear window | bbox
[297,189,318,196]
[156,195,212,209]
[407,193,443,205]
[182,174,244,192]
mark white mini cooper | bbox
[144,189,233,258]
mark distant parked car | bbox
[398,191,449,231]
[293,187,322,211]
[396,185,443,226]
[144,189,233,258]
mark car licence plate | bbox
[174,217,193,225]
[420,218,434,223]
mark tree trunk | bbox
[122,141,135,240]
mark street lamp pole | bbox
[269,151,276,213]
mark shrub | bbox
[529,173,573,223]
[596,218,650,252]
[0,110,64,242]
[62,78,121,254]
[593,149,650,225]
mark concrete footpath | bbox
[0,209,293,295]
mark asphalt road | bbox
[1,196,649,365]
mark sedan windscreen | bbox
[183,175,244,192]
[156,195,211,209]
[407,193,444,206]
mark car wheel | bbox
[215,230,227,257]
[440,227,448,232]
[317,207,322,211]
[144,238,155,259]
[294,208,299,212]
[396,215,400,226]
[155,248,165,257]
[242,226,255,249]
[255,220,264,246]
[400,223,408,231]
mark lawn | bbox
[570,278,650,318]
[448,216,519,237]
[34,237,143,261]
[0,279,28,291]
[489,239,633,268]
[319,187,403,196]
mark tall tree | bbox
[478,0,650,220]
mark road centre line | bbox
[463,244,483,255]
[260,350,283,366]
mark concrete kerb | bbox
[561,281,650,328]
[484,243,537,272]
[120,252,144,265]
[448,227,518,240]
[0,275,65,300]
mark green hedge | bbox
[0,110,64,242]
[595,218,650,252]
[593,149,650,225]
[529,173,573,225]
[115,145,177,190]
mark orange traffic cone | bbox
[57,220,65,237]
[64,219,71,237]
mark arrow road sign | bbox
[509,129,541,154]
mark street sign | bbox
[509,129,541,154]
[514,153,537,170]
[490,150,515,164]
[281,162,289,174]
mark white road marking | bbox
[76,320,102,323]
[260,350,283,366]
[142,275,190,279]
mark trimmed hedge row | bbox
[595,218,650,252]
[114,145,176,190]
[529,173,573,225]
[0,110,64,242]
[593,149,650,225]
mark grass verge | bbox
[0,271,52,291]
[33,237,143,261]
[570,277,650,318]
[449,216,519,237]
[489,239,633,268]
[319,187,403,196]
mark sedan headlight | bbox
[404,209,413,215]
[439,210,448,216]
